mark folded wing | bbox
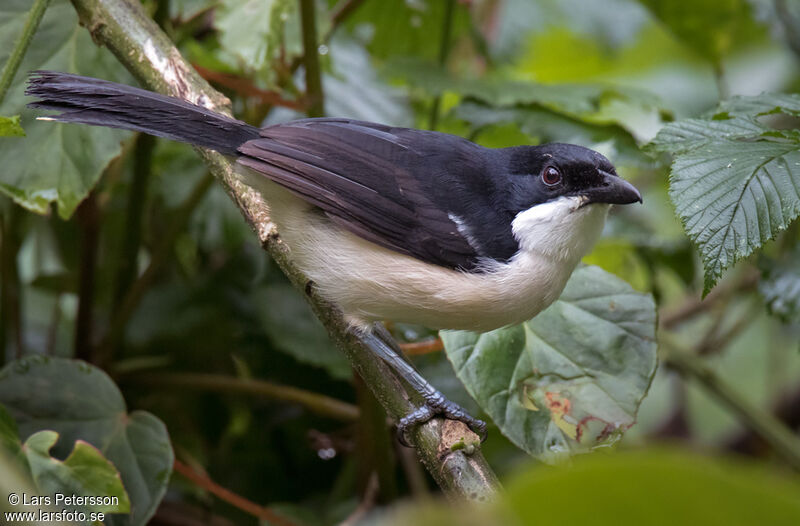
[237,118,490,270]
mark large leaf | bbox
[0,357,173,526]
[441,265,657,460]
[215,0,296,75]
[0,0,130,218]
[649,93,800,293]
[637,0,765,64]
[258,282,351,380]
[378,448,800,526]
[23,430,130,514]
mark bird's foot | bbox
[396,390,487,447]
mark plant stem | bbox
[0,205,25,361]
[0,0,51,103]
[98,172,214,360]
[173,459,299,526]
[300,0,324,117]
[662,338,800,472]
[68,0,501,500]
[429,0,456,131]
[74,191,100,362]
[113,133,154,311]
[354,375,397,501]
[123,372,359,422]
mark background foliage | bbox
[1,0,800,524]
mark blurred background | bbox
[1,0,800,524]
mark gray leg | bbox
[361,324,487,446]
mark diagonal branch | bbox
[67,0,500,500]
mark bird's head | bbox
[505,143,642,212]
[499,143,642,261]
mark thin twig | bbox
[400,338,444,356]
[661,336,800,472]
[173,459,300,526]
[193,64,308,111]
[329,0,366,29]
[0,0,51,103]
[659,270,759,329]
[340,472,379,526]
[300,0,324,117]
[122,372,359,422]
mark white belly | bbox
[240,172,609,332]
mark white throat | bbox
[511,196,609,263]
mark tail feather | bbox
[26,71,260,155]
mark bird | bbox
[25,70,642,444]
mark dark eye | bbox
[542,166,562,186]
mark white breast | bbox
[241,172,609,332]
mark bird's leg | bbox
[360,323,487,446]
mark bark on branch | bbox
[68,0,500,501]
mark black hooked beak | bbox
[584,170,643,205]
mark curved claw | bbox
[396,396,488,447]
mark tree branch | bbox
[122,372,359,422]
[68,0,500,500]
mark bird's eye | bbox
[542,166,562,186]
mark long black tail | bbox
[26,71,260,155]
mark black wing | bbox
[237,118,517,270]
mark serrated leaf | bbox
[646,116,763,154]
[717,92,800,118]
[759,247,800,325]
[441,265,657,461]
[0,357,173,526]
[0,0,130,218]
[650,94,800,293]
[23,430,130,514]
[0,115,25,137]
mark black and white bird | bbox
[26,71,642,443]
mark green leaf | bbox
[0,403,24,463]
[388,59,667,142]
[650,93,800,294]
[441,265,657,460]
[379,448,800,525]
[0,115,24,137]
[23,430,130,514]
[0,357,173,526]
[501,448,800,526]
[454,102,647,166]
[258,283,351,380]
[0,0,130,218]
[759,247,800,325]
[345,0,472,62]
[215,0,312,87]
[637,0,765,64]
